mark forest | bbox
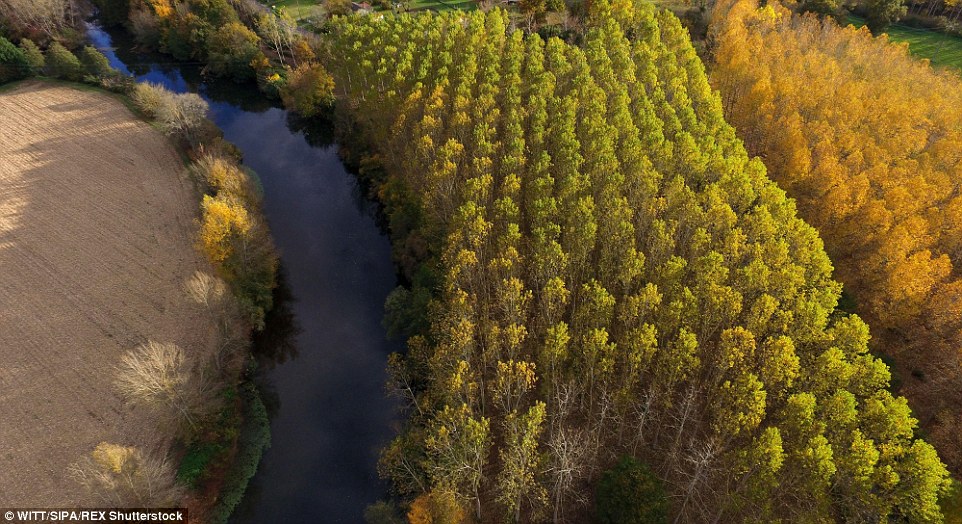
[327,1,951,521]
[4,0,962,517]
[711,0,962,479]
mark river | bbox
[86,24,401,523]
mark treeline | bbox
[0,0,85,44]
[0,32,127,88]
[328,3,949,522]
[67,82,276,518]
[94,0,334,114]
[710,0,962,476]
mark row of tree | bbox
[710,0,962,477]
[95,0,336,114]
[326,2,950,521]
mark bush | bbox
[206,22,262,82]
[131,81,167,118]
[131,82,210,144]
[0,36,30,84]
[595,457,669,524]
[18,38,44,74]
[79,45,116,78]
[364,501,404,524]
[44,41,83,81]
[207,383,271,524]
[279,63,335,117]
[159,91,209,144]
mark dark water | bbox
[86,24,400,523]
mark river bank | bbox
[88,22,402,523]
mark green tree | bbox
[326,0,354,17]
[206,21,262,81]
[18,38,44,74]
[278,63,335,117]
[595,456,669,524]
[865,0,908,31]
[0,36,29,83]
[78,45,115,78]
[44,41,83,81]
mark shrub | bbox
[595,457,669,524]
[0,36,30,84]
[131,81,167,118]
[279,63,335,117]
[206,21,261,82]
[44,41,83,81]
[207,383,271,524]
[157,91,210,144]
[18,38,44,74]
[364,501,404,524]
[79,45,116,78]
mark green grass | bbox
[847,15,962,71]
[406,0,477,12]
[264,0,475,19]
[265,0,324,23]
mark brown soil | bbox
[0,81,217,505]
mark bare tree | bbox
[185,270,228,313]
[544,427,590,523]
[157,92,209,144]
[115,341,216,430]
[69,443,184,507]
[0,0,77,38]
[184,271,245,372]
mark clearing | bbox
[0,81,217,505]
[848,15,962,71]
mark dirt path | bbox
[0,81,216,505]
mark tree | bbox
[43,41,82,81]
[114,341,216,431]
[206,21,262,81]
[327,6,950,521]
[595,456,669,524]
[279,63,335,117]
[157,91,210,144]
[69,443,184,506]
[865,0,907,31]
[18,38,44,74]
[711,0,962,476]
[0,0,75,39]
[519,0,548,31]
[326,0,354,17]
[0,36,29,83]
[78,45,115,78]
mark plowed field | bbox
[0,82,215,505]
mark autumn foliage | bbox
[330,3,949,521]
[195,155,277,330]
[710,0,962,473]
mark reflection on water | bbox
[253,267,301,369]
[87,21,402,524]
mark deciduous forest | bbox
[711,0,962,477]
[4,0,962,517]
[327,2,951,521]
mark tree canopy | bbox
[711,0,962,475]
[328,2,950,521]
